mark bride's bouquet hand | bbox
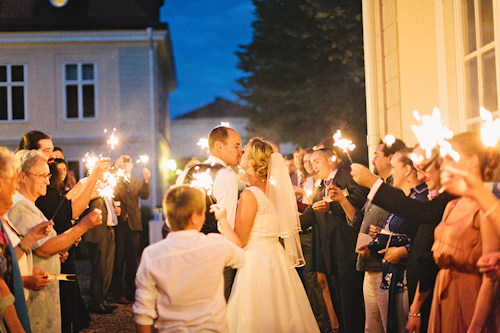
[210,204,227,221]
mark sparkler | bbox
[105,128,119,156]
[480,107,500,147]
[383,134,396,147]
[197,138,209,151]
[136,155,149,168]
[333,130,355,163]
[190,169,215,204]
[411,108,460,162]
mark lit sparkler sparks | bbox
[136,155,149,164]
[106,128,119,151]
[83,152,126,198]
[333,130,355,163]
[83,153,103,174]
[480,107,500,147]
[197,138,209,151]
[190,169,214,196]
[383,134,396,147]
[411,108,460,162]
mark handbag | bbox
[367,233,409,260]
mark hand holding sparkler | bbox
[143,168,151,183]
[350,163,379,188]
[327,184,346,202]
[79,208,103,231]
[87,158,110,182]
[333,130,356,164]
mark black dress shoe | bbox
[102,301,118,310]
[88,304,113,314]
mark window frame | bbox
[455,0,500,131]
[0,64,28,123]
[62,62,98,121]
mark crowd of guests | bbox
[2,125,500,333]
[130,125,500,333]
[0,130,150,333]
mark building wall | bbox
[0,30,174,208]
[368,0,461,148]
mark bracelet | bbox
[408,313,421,317]
[17,243,29,253]
[484,201,500,218]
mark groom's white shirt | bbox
[176,155,239,229]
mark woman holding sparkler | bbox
[224,138,319,332]
[0,147,54,333]
[426,131,500,333]
[36,162,92,332]
[7,150,103,333]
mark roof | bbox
[175,97,249,119]
[0,0,167,31]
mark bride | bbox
[223,138,319,332]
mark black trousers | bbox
[111,220,141,300]
[88,226,115,307]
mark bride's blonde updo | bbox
[246,138,274,183]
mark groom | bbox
[176,125,242,299]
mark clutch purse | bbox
[367,233,409,259]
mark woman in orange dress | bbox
[428,131,500,333]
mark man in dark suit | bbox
[300,148,369,333]
[83,196,119,314]
[111,155,150,303]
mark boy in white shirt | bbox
[133,185,244,333]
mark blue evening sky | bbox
[160,1,255,119]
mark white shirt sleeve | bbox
[223,239,245,269]
[212,169,239,229]
[133,250,159,326]
[367,178,384,201]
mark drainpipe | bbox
[147,27,157,208]
[362,0,380,166]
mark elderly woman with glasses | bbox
[7,150,103,333]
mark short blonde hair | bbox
[163,185,206,231]
[246,138,274,183]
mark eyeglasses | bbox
[27,172,52,181]
[416,154,439,174]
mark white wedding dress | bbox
[226,186,320,333]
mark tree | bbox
[236,0,367,160]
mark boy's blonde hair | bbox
[163,185,206,231]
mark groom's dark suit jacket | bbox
[300,162,368,333]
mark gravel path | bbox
[76,260,157,333]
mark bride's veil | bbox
[265,152,305,268]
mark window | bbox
[67,160,82,182]
[458,0,498,130]
[63,63,97,120]
[0,64,27,121]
